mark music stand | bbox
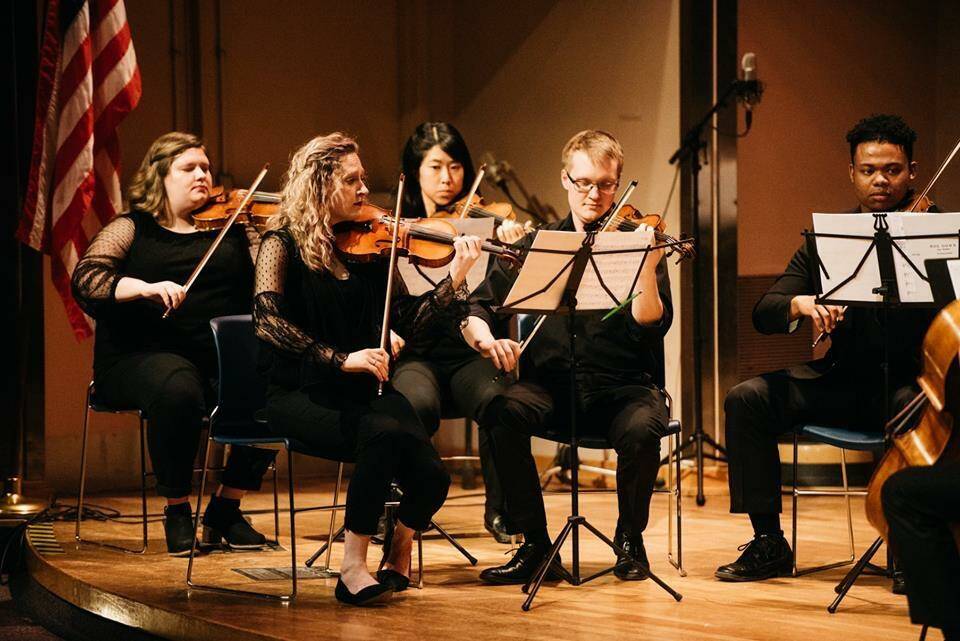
[496,229,682,611]
[802,211,960,612]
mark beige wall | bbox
[737,0,950,277]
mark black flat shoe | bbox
[163,503,198,556]
[484,513,513,545]
[334,579,393,606]
[613,532,649,581]
[715,534,793,582]
[202,495,266,550]
[479,542,564,585]
[376,568,411,592]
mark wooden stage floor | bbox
[25,470,937,641]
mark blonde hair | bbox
[561,129,623,177]
[273,132,359,272]
[127,131,205,226]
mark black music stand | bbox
[803,212,960,612]
[497,229,682,611]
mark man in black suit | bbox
[716,114,939,583]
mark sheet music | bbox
[889,212,960,303]
[397,218,495,295]
[502,230,652,312]
[947,260,960,296]
[812,211,960,304]
[812,213,882,303]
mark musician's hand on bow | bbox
[341,347,391,382]
[495,219,530,244]
[449,235,483,289]
[792,295,845,334]
[389,330,405,359]
[475,337,521,372]
[142,281,186,310]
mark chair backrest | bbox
[210,315,268,438]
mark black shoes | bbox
[479,542,565,585]
[484,513,513,545]
[891,570,907,595]
[334,578,393,606]
[613,532,649,581]
[163,503,197,556]
[715,534,793,581]
[376,568,411,592]
[202,495,267,550]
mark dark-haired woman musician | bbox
[253,132,483,605]
[391,122,523,543]
[71,132,275,556]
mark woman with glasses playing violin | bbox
[462,129,673,585]
[253,132,484,606]
[390,122,526,544]
[70,132,276,556]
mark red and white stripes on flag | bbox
[18,0,141,340]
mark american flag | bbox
[18,0,141,340]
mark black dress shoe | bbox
[613,532,649,581]
[484,513,513,545]
[376,568,411,592]
[202,495,266,550]
[715,534,793,582]
[334,579,393,606]
[891,570,907,595]
[163,503,198,556]
[479,542,564,585]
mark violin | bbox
[600,204,697,261]
[864,300,960,551]
[191,187,280,232]
[334,202,523,268]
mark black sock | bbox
[524,527,550,547]
[749,513,782,537]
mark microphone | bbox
[738,52,763,127]
[481,153,511,189]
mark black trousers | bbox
[391,356,506,517]
[95,352,275,499]
[266,382,450,535]
[882,461,960,635]
[479,376,668,537]
[724,365,917,515]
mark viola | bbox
[600,204,697,261]
[334,203,523,268]
[864,300,960,551]
[191,187,280,233]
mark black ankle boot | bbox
[479,542,564,585]
[613,531,649,581]
[202,495,266,550]
[163,502,196,556]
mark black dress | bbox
[71,211,274,498]
[253,228,467,534]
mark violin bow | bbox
[457,164,487,219]
[378,174,406,396]
[162,163,269,319]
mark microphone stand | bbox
[667,78,746,506]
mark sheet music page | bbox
[576,232,652,310]
[502,230,584,311]
[948,259,960,295]
[812,213,883,303]
[397,218,495,295]
[891,212,960,303]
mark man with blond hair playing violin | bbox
[461,129,673,584]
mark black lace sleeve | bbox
[392,270,471,342]
[70,215,136,318]
[252,232,347,369]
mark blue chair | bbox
[788,424,885,576]
[75,382,150,554]
[186,315,348,602]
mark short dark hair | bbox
[846,114,917,162]
[401,122,476,217]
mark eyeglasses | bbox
[564,171,619,195]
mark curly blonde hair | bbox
[127,131,205,226]
[273,132,358,272]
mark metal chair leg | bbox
[138,417,149,551]
[74,397,91,544]
[271,461,280,544]
[667,431,685,575]
[792,433,800,576]
[840,448,855,560]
